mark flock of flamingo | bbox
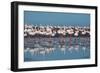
[24,24,90,37]
[24,24,90,56]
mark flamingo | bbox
[28,31,35,36]
[74,31,79,37]
[67,29,74,47]
[24,33,27,37]
[81,30,86,35]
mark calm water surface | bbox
[24,37,90,62]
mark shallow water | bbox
[24,37,90,62]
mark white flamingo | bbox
[74,31,79,37]
[28,31,35,36]
[67,29,74,35]
[81,30,86,35]
[24,33,27,37]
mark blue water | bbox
[24,11,90,27]
[24,37,90,62]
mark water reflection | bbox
[24,37,90,61]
